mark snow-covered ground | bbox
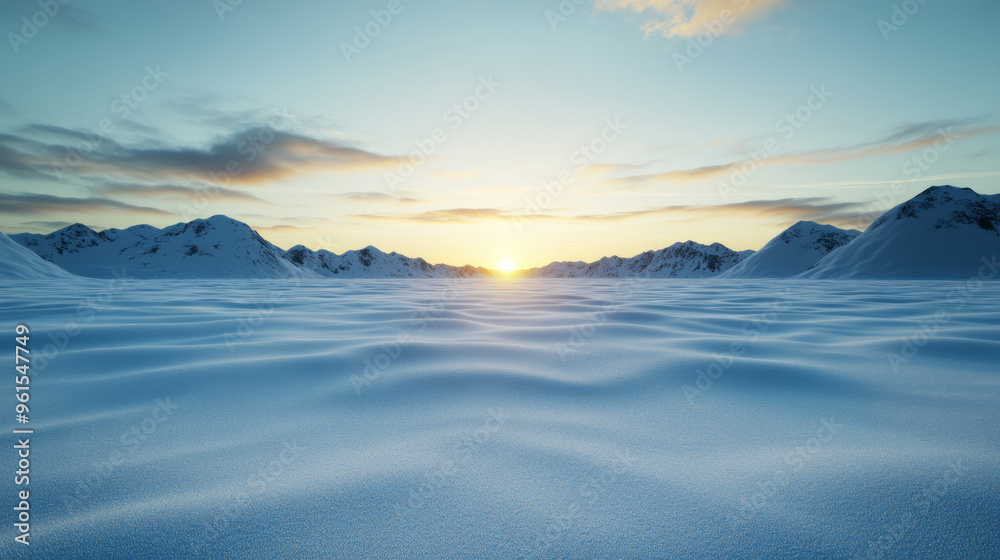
[0,233,77,280]
[1,278,998,559]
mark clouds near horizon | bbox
[0,125,399,186]
[0,192,173,217]
[352,196,867,229]
[596,119,1000,191]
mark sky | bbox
[1,0,998,269]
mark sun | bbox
[497,259,516,273]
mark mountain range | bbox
[522,241,752,278]
[3,185,998,280]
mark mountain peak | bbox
[804,185,1000,278]
[917,184,970,196]
[721,222,859,279]
[870,184,999,233]
[198,215,251,229]
[54,223,97,236]
[789,220,822,229]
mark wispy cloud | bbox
[101,183,266,202]
[780,119,1000,166]
[351,197,866,227]
[19,220,79,231]
[251,224,312,235]
[352,207,520,224]
[0,193,173,216]
[0,125,400,185]
[593,0,791,37]
[336,191,431,206]
[573,197,864,225]
[598,119,1000,190]
[339,191,396,202]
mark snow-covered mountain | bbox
[12,216,316,278]
[13,186,996,281]
[719,221,860,279]
[523,241,752,278]
[285,245,493,278]
[0,232,78,280]
[801,185,1000,279]
[11,216,494,279]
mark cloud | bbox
[598,119,1000,190]
[339,191,395,202]
[101,183,265,202]
[336,191,431,206]
[776,119,1000,166]
[19,220,78,231]
[350,197,865,227]
[570,197,863,225]
[352,207,519,224]
[598,161,740,190]
[158,93,350,143]
[0,124,400,185]
[593,0,791,37]
[0,193,173,216]
[0,139,55,180]
[251,224,310,235]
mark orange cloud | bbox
[593,0,790,37]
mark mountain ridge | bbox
[5,186,998,279]
[7,215,752,279]
[800,185,1000,279]
[718,221,860,279]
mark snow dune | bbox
[0,233,76,279]
[1,278,997,559]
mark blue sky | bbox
[1,0,998,268]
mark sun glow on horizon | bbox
[497,259,516,273]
